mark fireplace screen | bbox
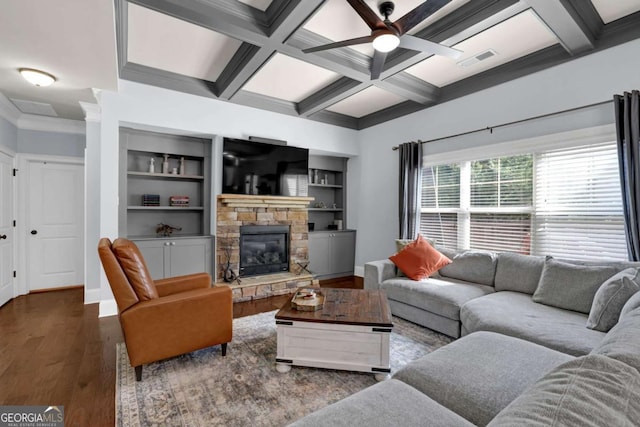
[239,225,289,277]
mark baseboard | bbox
[99,299,118,318]
[84,288,101,304]
[354,266,364,277]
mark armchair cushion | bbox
[112,238,159,301]
[155,272,211,296]
[97,238,139,312]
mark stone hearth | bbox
[216,194,317,302]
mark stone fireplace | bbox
[216,194,317,302]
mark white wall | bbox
[353,38,640,268]
[93,80,360,314]
[0,116,17,153]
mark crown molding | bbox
[17,114,85,135]
[0,93,20,126]
[80,102,102,123]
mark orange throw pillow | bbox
[389,235,451,280]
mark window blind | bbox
[419,141,627,261]
[533,142,626,261]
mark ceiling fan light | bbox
[19,68,56,87]
[372,34,400,53]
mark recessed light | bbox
[19,68,56,87]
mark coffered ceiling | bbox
[1,0,640,128]
[116,0,640,129]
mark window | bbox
[533,143,626,261]
[420,142,627,261]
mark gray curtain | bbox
[615,90,640,261]
[398,142,423,239]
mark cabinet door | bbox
[308,233,331,277]
[330,232,356,275]
[134,240,168,279]
[168,238,212,277]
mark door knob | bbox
[0,234,6,240]
[30,230,38,235]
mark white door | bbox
[27,160,84,291]
[0,152,13,306]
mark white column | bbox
[80,101,102,305]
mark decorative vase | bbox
[179,157,185,175]
[223,263,237,282]
[148,158,155,173]
[162,154,169,174]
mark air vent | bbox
[456,49,498,68]
[10,99,58,117]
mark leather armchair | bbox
[98,237,232,381]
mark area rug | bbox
[116,311,453,427]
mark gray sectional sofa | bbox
[289,249,640,426]
[365,250,639,355]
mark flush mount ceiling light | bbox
[19,68,56,87]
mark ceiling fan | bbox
[302,0,463,80]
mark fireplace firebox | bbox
[239,225,289,277]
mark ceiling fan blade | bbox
[399,35,463,59]
[393,0,452,35]
[371,50,388,80]
[346,0,385,30]
[302,35,375,53]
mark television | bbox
[222,138,309,197]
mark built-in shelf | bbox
[308,183,343,189]
[127,206,205,211]
[119,127,212,238]
[308,156,347,232]
[127,171,205,180]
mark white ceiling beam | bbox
[524,0,594,55]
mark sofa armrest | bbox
[154,272,212,296]
[364,259,396,290]
[120,285,232,366]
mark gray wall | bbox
[352,38,640,269]
[17,129,85,157]
[0,116,17,152]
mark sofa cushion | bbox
[591,308,640,374]
[112,238,159,301]
[395,237,433,253]
[532,257,619,314]
[394,237,437,278]
[287,379,475,427]
[382,277,495,321]
[438,250,497,286]
[460,291,605,355]
[393,331,572,426]
[389,235,451,280]
[494,252,545,294]
[621,290,640,318]
[587,268,640,332]
[488,354,640,427]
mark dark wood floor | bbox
[0,276,361,427]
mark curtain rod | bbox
[391,99,614,151]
